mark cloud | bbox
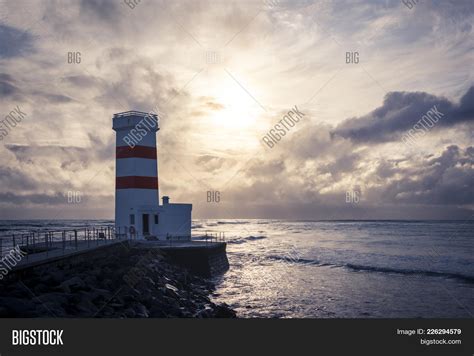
[62,75,101,88]
[0,167,38,190]
[205,101,225,111]
[372,145,474,206]
[224,143,473,219]
[79,0,121,22]
[0,0,472,219]
[39,93,74,103]
[0,192,65,205]
[195,155,228,172]
[6,138,114,168]
[332,86,474,143]
[0,77,19,97]
[0,24,35,58]
[0,73,74,103]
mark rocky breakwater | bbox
[0,244,235,318]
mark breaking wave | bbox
[228,235,267,244]
[266,255,474,284]
[217,220,250,225]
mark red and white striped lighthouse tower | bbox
[113,111,159,237]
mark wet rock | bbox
[98,306,115,317]
[124,308,136,318]
[164,283,180,298]
[89,288,111,300]
[193,305,214,318]
[33,283,48,295]
[0,306,9,317]
[84,275,97,286]
[0,248,236,318]
[149,305,166,317]
[39,292,69,306]
[58,276,85,293]
[0,297,36,316]
[214,303,237,318]
[133,303,149,317]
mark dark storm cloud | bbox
[333,86,474,143]
[6,144,86,158]
[0,192,66,205]
[0,72,24,100]
[6,139,113,168]
[62,75,101,88]
[318,152,360,180]
[40,93,74,103]
[79,0,121,22]
[373,145,473,205]
[0,24,35,58]
[0,73,74,102]
[235,129,472,213]
[429,0,474,18]
[0,167,38,190]
[374,158,407,179]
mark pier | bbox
[0,226,229,278]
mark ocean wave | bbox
[0,223,44,229]
[217,221,250,225]
[228,235,267,244]
[343,264,474,284]
[265,255,474,283]
[267,255,320,265]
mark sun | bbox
[208,82,264,130]
[190,70,270,152]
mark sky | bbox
[0,0,472,220]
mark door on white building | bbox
[142,214,149,235]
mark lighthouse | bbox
[113,110,192,240]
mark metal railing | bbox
[113,111,157,119]
[200,232,226,245]
[0,225,126,261]
[0,227,229,259]
[165,234,191,246]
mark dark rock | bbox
[89,288,112,301]
[58,276,85,293]
[133,303,149,317]
[149,305,166,317]
[33,283,48,294]
[0,306,9,317]
[124,308,136,318]
[0,297,36,317]
[98,306,115,317]
[214,303,237,318]
[38,292,69,306]
[0,247,236,318]
[75,295,97,316]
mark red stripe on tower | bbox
[116,176,159,189]
[116,145,157,159]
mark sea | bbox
[1,219,473,318]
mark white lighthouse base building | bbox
[115,194,192,240]
[113,111,192,240]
